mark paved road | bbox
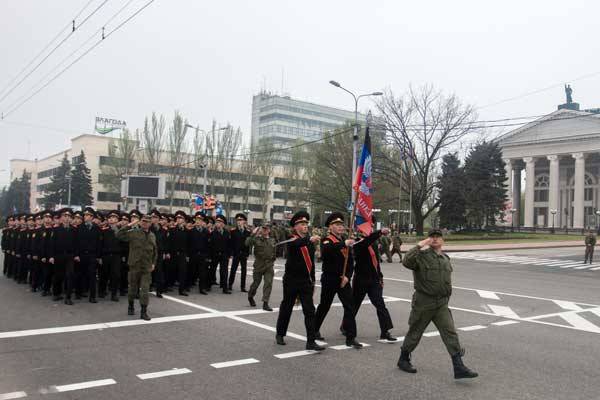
[1,246,599,400]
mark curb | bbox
[442,243,583,252]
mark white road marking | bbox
[423,331,440,337]
[330,343,371,350]
[274,350,318,359]
[53,379,116,392]
[0,392,27,400]
[492,320,520,326]
[553,300,583,311]
[573,264,600,270]
[137,368,192,380]
[559,263,589,269]
[476,290,500,300]
[210,358,260,369]
[459,325,487,332]
[488,305,520,319]
[558,313,600,333]
[591,266,600,271]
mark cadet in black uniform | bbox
[210,214,231,294]
[49,208,78,305]
[29,213,44,292]
[2,216,15,276]
[40,211,55,297]
[99,210,123,301]
[170,210,190,296]
[119,212,132,296]
[188,211,209,294]
[228,213,251,292]
[275,211,324,351]
[150,209,170,298]
[76,207,102,303]
[341,227,396,341]
[314,212,362,348]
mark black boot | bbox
[110,294,119,302]
[262,302,273,312]
[306,341,326,351]
[276,334,286,345]
[140,305,151,321]
[451,352,478,379]
[64,297,73,306]
[345,338,363,349]
[397,349,417,373]
[315,331,325,341]
[89,297,97,303]
[156,292,163,298]
[128,301,135,316]
[380,331,398,341]
[248,297,256,307]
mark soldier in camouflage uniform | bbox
[397,229,478,379]
[584,231,596,264]
[379,231,392,263]
[246,222,277,311]
[117,214,157,321]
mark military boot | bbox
[276,334,286,345]
[451,352,478,379]
[262,302,273,312]
[248,296,256,307]
[128,301,135,316]
[140,305,151,321]
[397,349,417,373]
[111,293,119,302]
[306,341,326,351]
[345,338,363,349]
[380,331,398,341]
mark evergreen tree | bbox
[43,153,71,208]
[0,171,31,215]
[437,153,466,229]
[70,150,94,207]
[463,141,507,227]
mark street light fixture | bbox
[510,208,517,232]
[595,210,600,233]
[184,124,227,195]
[550,209,557,234]
[329,80,383,213]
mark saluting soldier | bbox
[397,229,478,379]
[117,213,157,321]
[584,230,596,264]
[210,214,231,294]
[341,227,396,341]
[275,211,325,351]
[188,211,209,294]
[99,210,123,301]
[246,222,277,311]
[314,212,362,348]
[228,213,251,292]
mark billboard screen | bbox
[121,176,165,199]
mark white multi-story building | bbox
[9,134,306,224]
[251,91,367,162]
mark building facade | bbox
[10,134,307,224]
[498,107,600,229]
[251,91,366,162]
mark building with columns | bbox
[498,103,600,229]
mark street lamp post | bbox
[595,210,600,233]
[184,124,227,195]
[550,209,557,234]
[329,80,382,213]
[510,208,517,232]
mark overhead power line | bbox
[0,0,156,119]
[0,0,110,106]
[0,0,95,100]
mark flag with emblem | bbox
[353,127,373,236]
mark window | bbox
[97,192,121,202]
[534,190,549,202]
[585,188,594,201]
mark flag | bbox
[353,128,373,235]
[215,201,224,216]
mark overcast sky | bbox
[1,0,599,186]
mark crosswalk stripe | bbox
[591,266,600,271]
[476,290,500,300]
[573,263,600,270]
[488,305,519,319]
[559,313,600,333]
[330,343,371,350]
[553,301,583,311]
[274,350,318,359]
[559,263,588,269]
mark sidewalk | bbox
[441,240,583,252]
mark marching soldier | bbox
[76,207,102,303]
[391,231,403,262]
[119,212,132,296]
[397,229,478,379]
[275,211,324,351]
[341,227,396,341]
[117,213,157,321]
[29,213,44,292]
[2,216,15,276]
[49,208,77,305]
[99,210,123,301]
[314,212,362,348]
[40,211,55,297]
[584,230,596,264]
[170,210,190,296]
[210,214,231,294]
[188,211,209,294]
[246,222,277,311]
[379,230,393,263]
[228,213,251,292]
[150,210,170,298]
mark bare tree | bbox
[376,85,477,235]
[166,111,189,211]
[282,138,309,213]
[217,125,242,215]
[102,128,139,209]
[140,112,166,174]
[254,139,277,221]
[239,152,255,212]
